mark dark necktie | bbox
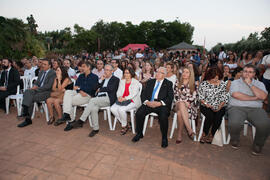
[4,70,8,87]
[39,71,46,87]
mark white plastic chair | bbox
[226,120,256,144]
[5,76,31,115]
[73,104,113,130]
[197,114,227,144]
[112,83,143,134]
[169,112,197,141]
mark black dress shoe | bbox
[161,138,168,148]
[17,119,32,128]
[64,123,73,131]
[131,133,143,142]
[252,143,262,156]
[88,130,99,137]
[17,113,28,120]
[72,120,84,128]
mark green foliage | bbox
[0,15,195,58]
[0,16,45,60]
[211,27,270,54]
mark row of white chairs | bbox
[6,77,256,144]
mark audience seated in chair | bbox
[228,64,270,155]
[17,58,56,127]
[65,64,119,137]
[132,67,174,148]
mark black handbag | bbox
[115,99,132,106]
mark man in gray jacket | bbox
[18,59,56,127]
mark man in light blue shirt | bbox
[228,64,270,155]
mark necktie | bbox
[39,71,46,87]
[151,81,160,101]
[4,70,8,87]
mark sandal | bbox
[205,134,213,144]
[188,132,196,141]
[47,116,55,125]
[120,125,130,135]
[200,133,207,144]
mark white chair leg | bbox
[143,115,149,135]
[17,98,23,116]
[191,119,197,141]
[243,122,248,136]
[113,117,117,130]
[42,102,49,123]
[88,115,93,127]
[130,110,136,134]
[150,115,154,127]
[5,97,10,114]
[104,110,107,120]
[169,113,177,139]
[252,126,256,140]
[197,114,205,142]
[106,109,113,130]
[72,106,77,121]
[15,98,21,116]
[31,103,37,119]
[220,117,227,144]
[226,134,231,145]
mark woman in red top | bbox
[111,67,142,135]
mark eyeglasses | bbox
[156,71,165,74]
[243,70,254,74]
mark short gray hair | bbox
[105,64,113,70]
[158,67,167,76]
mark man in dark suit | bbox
[0,59,20,112]
[17,59,56,127]
[65,64,119,137]
[132,67,174,148]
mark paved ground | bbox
[0,107,269,180]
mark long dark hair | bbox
[58,66,69,84]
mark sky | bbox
[1,0,269,50]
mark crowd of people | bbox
[0,46,270,155]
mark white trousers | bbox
[63,90,91,119]
[110,102,136,127]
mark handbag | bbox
[211,129,223,147]
[115,99,132,106]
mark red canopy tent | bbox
[120,44,149,52]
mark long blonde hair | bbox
[178,67,195,94]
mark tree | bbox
[0,16,45,59]
[27,14,38,35]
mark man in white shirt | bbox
[64,59,76,78]
[111,59,123,80]
[136,49,144,59]
[92,60,105,79]
[218,46,227,61]
[24,59,36,79]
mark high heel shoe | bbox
[188,132,196,141]
[47,116,55,125]
[176,139,182,144]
